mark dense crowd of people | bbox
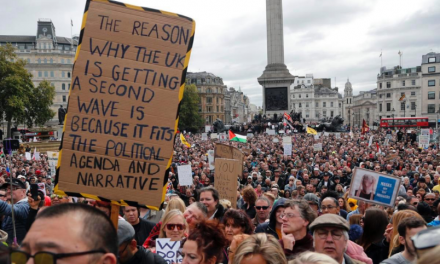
[0,125,440,263]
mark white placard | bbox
[177,165,193,186]
[368,135,374,147]
[421,129,430,136]
[384,138,389,146]
[314,134,320,140]
[283,136,292,144]
[324,132,329,137]
[219,134,227,141]
[267,129,276,135]
[273,138,279,143]
[247,133,254,138]
[201,133,208,141]
[210,133,219,140]
[208,150,215,170]
[205,125,211,133]
[335,133,341,139]
[25,152,32,160]
[156,238,182,264]
[313,143,322,151]
[418,135,430,149]
[283,144,292,156]
[279,130,285,134]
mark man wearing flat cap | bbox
[310,214,366,264]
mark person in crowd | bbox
[118,219,166,264]
[417,202,434,223]
[0,178,29,244]
[16,203,117,264]
[320,192,348,219]
[199,186,225,220]
[255,198,286,239]
[338,197,347,212]
[387,210,424,257]
[290,251,339,264]
[181,220,227,264]
[123,205,155,246]
[279,200,316,259]
[50,193,70,205]
[380,217,426,264]
[310,214,363,264]
[221,209,253,262]
[359,208,389,264]
[231,233,288,264]
[241,186,257,219]
[285,176,296,192]
[346,200,367,221]
[252,197,271,229]
[304,193,320,216]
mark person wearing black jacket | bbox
[118,219,166,264]
[123,206,155,246]
[255,198,286,239]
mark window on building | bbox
[206,88,212,93]
[411,80,415,85]
[428,91,435,99]
[62,95,66,102]
[50,58,53,63]
[62,84,66,90]
[299,94,301,98]
[428,80,435,86]
[50,71,54,77]
[428,104,435,113]
[206,106,211,112]
[38,71,42,77]
[315,113,319,118]
[44,71,48,77]
[379,83,382,89]
[428,66,436,73]
[206,97,212,103]
[68,84,70,90]
[197,88,201,93]
[379,104,382,112]
[37,58,41,64]
[411,102,416,110]
[67,59,71,64]
[315,102,318,107]
[27,58,30,63]
[401,102,405,110]
[216,97,219,103]
[379,94,383,98]
[387,82,391,88]
[62,71,65,78]
[44,58,47,64]
[43,43,46,49]
[386,103,391,111]
[292,103,295,108]
[323,111,327,117]
[411,91,415,96]
[402,80,405,86]
[217,106,219,112]
[323,102,326,107]
[331,102,334,107]
[61,58,65,64]
[386,93,391,98]
[306,94,308,98]
[299,103,302,107]
[68,72,71,78]
[305,103,309,108]
[428,57,436,63]
[339,103,341,108]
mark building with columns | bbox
[0,19,77,123]
[225,87,250,124]
[350,89,378,128]
[290,74,343,122]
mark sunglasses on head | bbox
[166,224,184,231]
[255,206,269,210]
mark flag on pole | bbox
[229,130,247,143]
[32,147,37,160]
[306,127,318,135]
[376,142,381,154]
[399,94,406,101]
[361,119,369,135]
[71,19,73,26]
[398,50,402,56]
[180,133,191,148]
[379,51,382,57]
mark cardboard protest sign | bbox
[201,133,208,141]
[283,144,292,156]
[283,136,291,144]
[214,143,244,162]
[177,164,192,186]
[348,168,401,207]
[156,238,182,263]
[214,158,240,208]
[55,0,196,209]
[208,150,215,170]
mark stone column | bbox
[266,0,284,65]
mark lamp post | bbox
[391,108,395,130]
[436,109,440,146]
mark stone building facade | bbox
[186,72,227,125]
[225,87,250,124]
[0,19,77,123]
[421,52,440,121]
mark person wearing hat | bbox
[303,193,320,215]
[310,214,365,264]
[0,178,29,244]
[413,178,431,194]
[318,172,336,192]
[245,175,256,188]
[118,219,166,264]
[273,168,286,188]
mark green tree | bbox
[0,43,55,137]
[178,82,203,132]
[23,80,56,128]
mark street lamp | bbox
[391,108,395,130]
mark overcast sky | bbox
[2,0,440,106]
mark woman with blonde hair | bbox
[143,197,187,248]
[289,252,338,264]
[146,209,188,252]
[355,175,376,200]
[387,210,425,257]
[231,233,287,264]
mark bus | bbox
[380,117,429,128]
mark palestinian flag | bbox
[229,130,247,143]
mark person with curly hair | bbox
[241,186,257,219]
[221,209,254,262]
[181,220,227,264]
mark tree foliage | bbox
[0,43,55,137]
[178,82,203,132]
